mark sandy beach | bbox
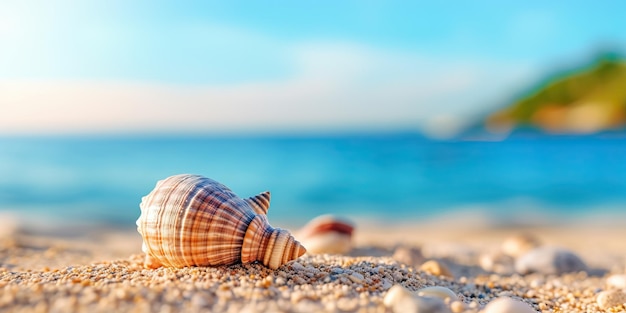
[1,217,626,313]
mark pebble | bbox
[4,227,626,313]
[501,234,541,258]
[415,286,458,301]
[384,285,414,308]
[607,274,626,289]
[348,272,364,284]
[420,260,453,278]
[596,289,626,310]
[515,246,587,275]
[384,285,452,313]
[482,297,536,313]
[290,262,305,271]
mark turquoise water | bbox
[1,132,626,227]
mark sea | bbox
[1,131,626,230]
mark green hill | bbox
[485,54,626,134]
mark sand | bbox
[1,219,626,313]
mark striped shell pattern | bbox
[136,174,306,270]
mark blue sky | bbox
[1,1,625,135]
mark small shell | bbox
[298,215,354,254]
[136,174,306,269]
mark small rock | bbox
[416,286,458,301]
[482,297,535,313]
[607,274,626,289]
[384,285,414,308]
[420,260,453,278]
[348,272,364,284]
[501,233,541,258]
[410,297,452,313]
[597,289,626,310]
[384,285,452,313]
[290,262,305,271]
[381,279,393,290]
[515,246,587,275]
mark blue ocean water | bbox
[1,132,626,228]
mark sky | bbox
[1,1,625,136]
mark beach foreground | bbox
[1,220,626,313]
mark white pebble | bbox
[482,297,535,313]
[384,285,452,313]
[384,285,414,308]
[348,272,364,284]
[515,246,587,275]
[393,297,452,313]
[597,289,626,310]
[607,274,626,289]
[416,286,458,301]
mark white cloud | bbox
[0,41,535,135]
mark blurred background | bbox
[1,1,626,230]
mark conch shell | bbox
[136,174,306,269]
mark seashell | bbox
[515,246,586,275]
[482,297,535,313]
[298,215,354,254]
[136,174,306,270]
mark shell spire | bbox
[136,174,306,270]
[246,191,271,215]
[241,214,306,269]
